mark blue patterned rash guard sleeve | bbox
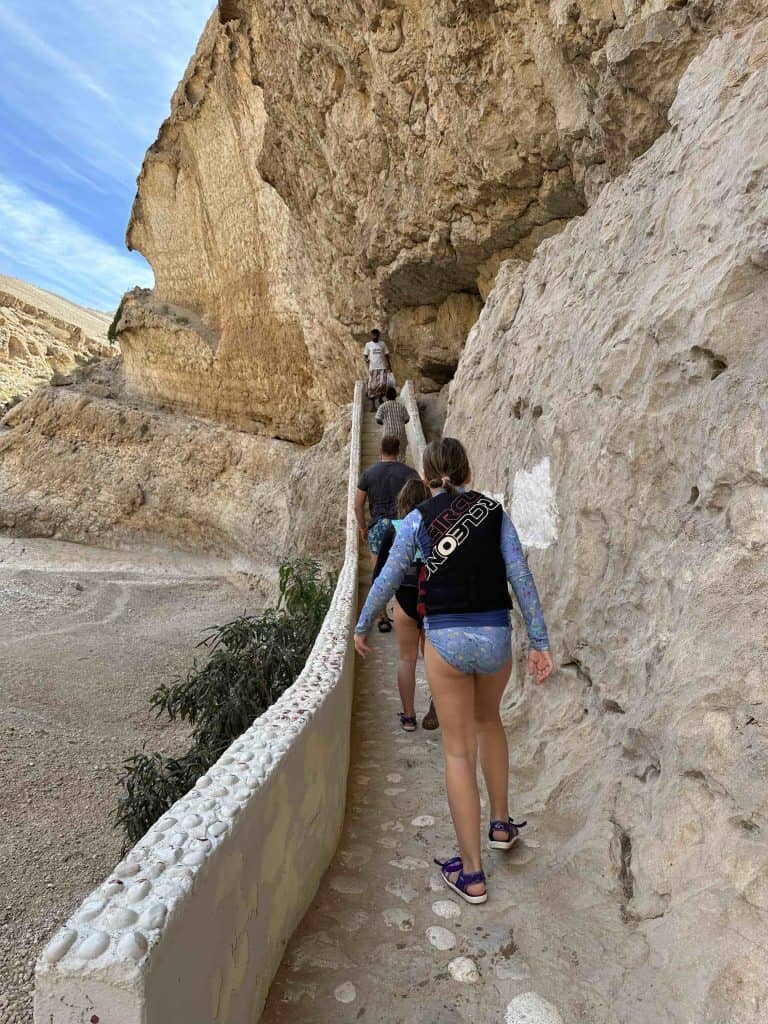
[355,510,421,635]
[501,512,550,651]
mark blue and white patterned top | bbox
[355,499,550,651]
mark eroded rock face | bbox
[446,25,768,1022]
[0,276,112,414]
[123,0,758,439]
[0,361,349,571]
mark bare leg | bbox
[393,600,420,717]
[424,640,485,895]
[474,659,513,838]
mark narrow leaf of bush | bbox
[115,558,335,849]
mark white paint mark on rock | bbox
[334,981,357,1004]
[385,786,407,796]
[387,773,403,783]
[432,899,461,919]
[510,457,558,549]
[505,992,564,1024]
[448,956,480,983]
[427,926,456,950]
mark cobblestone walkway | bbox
[261,414,571,1024]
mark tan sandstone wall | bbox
[0,276,112,414]
[0,364,350,570]
[445,24,768,1022]
[121,0,760,440]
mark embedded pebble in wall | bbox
[103,880,124,897]
[384,787,407,796]
[116,931,149,961]
[181,813,203,829]
[429,876,444,892]
[505,993,565,1024]
[412,815,435,827]
[126,880,151,903]
[75,932,110,960]
[140,904,167,930]
[378,836,399,849]
[386,773,403,783]
[78,901,106,922]
[42,929,78,964]
[182,849,208,867]
[432,900,461,919]
[209,821,228,838]
[427,926,457,950]
[448,957,480,983]
[105,908,138,929]
[113,862,141,879]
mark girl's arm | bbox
[355,512,420,634]
[501,512,549,651]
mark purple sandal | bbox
[398,712,417,732]
[434,856,487,905]
[488,818,527,851]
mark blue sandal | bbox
[434,856,487,905]
[488,818,527,851]
[398,712,417,732]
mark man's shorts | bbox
[368,517,392,556]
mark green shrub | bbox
[114,558,336,848]
[107,299,124,344]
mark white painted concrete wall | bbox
[401,380,427,476]
[34,383,365,1024]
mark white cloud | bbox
[0,175,153,311]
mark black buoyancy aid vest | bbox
[417,490,512,618]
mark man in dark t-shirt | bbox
[355,436,418,563]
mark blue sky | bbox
[0,1,213,311]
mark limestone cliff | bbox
[0,360,349,573]
[0,276,112,414]
[446,25,768,1021]
[122,0,760,441]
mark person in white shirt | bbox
[363,328,391,410]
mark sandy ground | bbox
[0,535,259,1024]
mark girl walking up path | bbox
[371,477,439,732]
[355,438,554,904]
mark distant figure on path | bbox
[355,436,418,631]
[372,477,439,732]
[375,386,410,461]
[363,328,391,410]
[354,437,554,904]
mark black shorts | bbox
[395,587,422,627]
